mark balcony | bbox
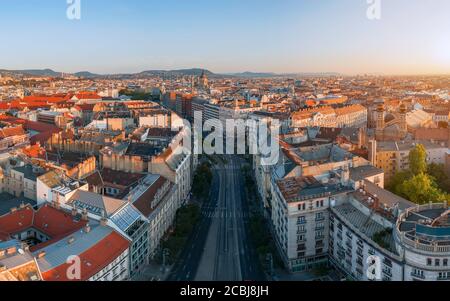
[411,272,425,280]
[382,268,392,278]
[383,259,393,268]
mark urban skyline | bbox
[1,0,450,75]
[1,0,450,289]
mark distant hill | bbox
[0,69,61,77]
[0,68,341,79]
[138,68,215,77]
[73,71,101,78]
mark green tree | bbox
[386,170,412,194]
[409,144,427,175]
[397,173,447,204]
[428,163,450,193]
[192,163,213,200]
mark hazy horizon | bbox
[2,67,450,77]
[1,0,450,75]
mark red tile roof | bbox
[2,117,63,145]
[74,104,96,112]
[0,206,34,234]
[23,95,71,104]
[0,205,86,249]
[41,231,129,281]
[0,126,26,139]
[133,176,169,217]
[33,205,86,239]
[74,92,102,100]
[21,144,47,160]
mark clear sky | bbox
[1,0,449,75]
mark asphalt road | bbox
[167,155,266,281]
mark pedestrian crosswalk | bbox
[202,210,248,219]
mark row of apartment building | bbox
[253,131,450,281]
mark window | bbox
[427,258,432,266]
[438,272,450,280]
[383,258,393,268]
[297,225,306,233]
[435,259,440,267]
[316,212,324,221]
[298,203,306,211]
[297,235,305,242]
[443,259,448,267]
[412,269,424,278]
[346,231,353,240]
[297,216,306,225]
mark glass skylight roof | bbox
[110,204,141,232]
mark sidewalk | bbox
[271,268,337,282]
[133,262,173,281]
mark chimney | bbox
[81,209,88,221]
[6,247,17,255]
[71,208,78,217]
[68,237,75,245]
[0,250,6,258]
[37,251,46,259]
[373,195,380,210]
[100,217,108,227]
[84,223,91,233]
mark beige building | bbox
[0,164,44,200]
[369,139,449,183]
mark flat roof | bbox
[349,165,384,182]
[125,143,161,157]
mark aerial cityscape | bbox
[0,0,450,288]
